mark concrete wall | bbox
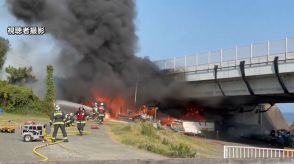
[263,105,289,130]
[224,104,288,137]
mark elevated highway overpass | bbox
[155,37,294,109]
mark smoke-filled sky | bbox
[3,0,187,105]
[1,0,294,114]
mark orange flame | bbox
[181,104,206,121]
[160,117,177,126]
[159,104,206,125]
[84,91,135,118]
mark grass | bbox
[0,112,48,126]
[105,122,223,158]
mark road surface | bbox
[0,122,165,162]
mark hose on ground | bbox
[32,130,92,161]
[32,140,63,161]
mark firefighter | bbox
[92,102,99,120]
[50,105,68,142]
[65,113,70,127]
[76,106,88,135]
[98,102,106,124]
[69,113,75,124]
[65,113,75,127]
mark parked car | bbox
[270,129,294,148]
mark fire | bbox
[160,117,177,126]
[181,104,206,122]
[84,92,135,118]
[159,104,207,126]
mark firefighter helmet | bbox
[55,105,61,111]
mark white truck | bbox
[171,121,215,135]
[182,121,215,134]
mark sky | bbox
[1,0,294,113]
[136,0,294,60]
[135,0,294,114]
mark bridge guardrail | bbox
[155,37,294,72]
[224,145,294,159]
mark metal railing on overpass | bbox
[154,37,294,72]
[224,145,294,159]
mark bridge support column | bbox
[214,65,225,96]
[274,56,290,94]
[239,61,255,95]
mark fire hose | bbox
[32,140,63,161]
[32,130,92,161]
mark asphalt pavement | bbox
[0,130,41,162]
[0,123,165,162]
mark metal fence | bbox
[224,145,294,159]
[154,37,294,72]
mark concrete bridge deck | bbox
[154,38,294,106]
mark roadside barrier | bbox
[224,145,294,159]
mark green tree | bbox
[0,37,9,69]
[0,81,42,114]
[45,65,55,114]
[5,66,37,85]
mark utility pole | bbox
[134,81,138,105]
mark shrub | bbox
[140,122,157,137]
[138,143,169,155]
[162,138,170,145]
[0,81,43,114]
[169,143,197,158]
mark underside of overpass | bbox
[182,89,294,110]
[157,62,294,138]
[167,57,294,110]
[154,38,294,139]
[157,73,293,137]
[157,98,290,138]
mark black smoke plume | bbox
[7,0,185,104]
